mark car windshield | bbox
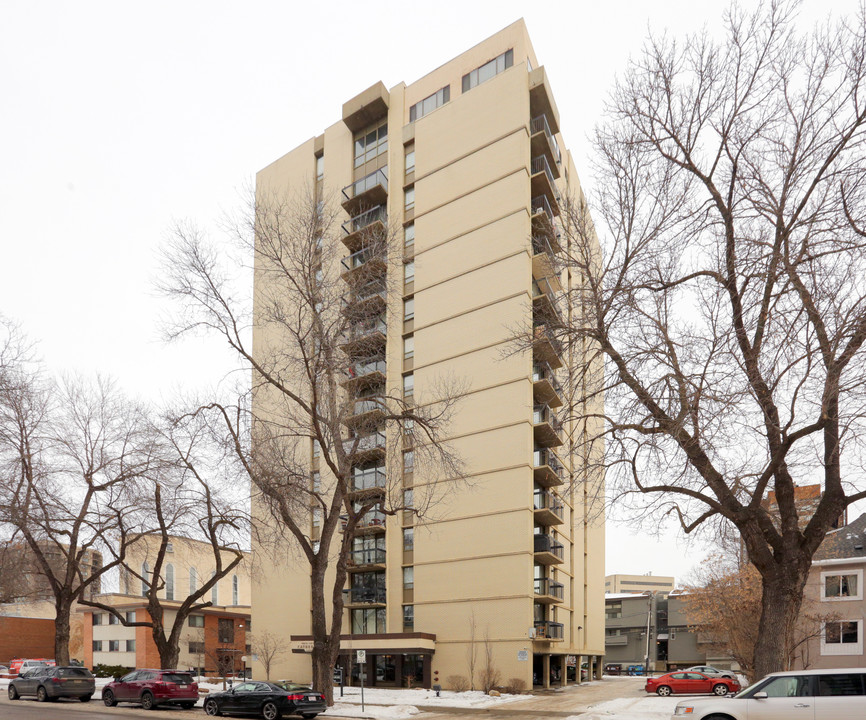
[162,673,193,684]
[733,676,772,698]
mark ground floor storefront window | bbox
[336,652,431,689]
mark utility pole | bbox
[643,591,655,676]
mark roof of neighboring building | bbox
[814,512,866,561]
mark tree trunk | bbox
[752,564,809,680]
[155,633,181,670]
[53,595,73,666]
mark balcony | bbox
[349,464,387,496]
[532,232,561,283]
[344,432,387,464]
[342,356,386,392]
[532,277,563,325]
[533,620,564,641]
[342,280,386,317]
[343,586,387,607]
[345,395,386,429]
[340,245,386,282]
[534,448,565,488]
[531,156,561,213]
[346,547,386,571]
[532,196,562,253]
[340,316,387,356]
[534,577,565,604]
[534,488,565,526]
[534,402,564,447]
[530,114,561,170]
[532,362,563,408]
[529,67,561,136]
[605,634,629,646]
[533,323,563,369]
[342,169,389,217]
[354,509,387,534]
[534,533,564,565]
[341,205,387,253]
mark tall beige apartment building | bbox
[252,20,605,690]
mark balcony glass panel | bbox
[342,247,385,273]
[534,489,564,516]
[350,464,386,491]
[342,168,389,202]
[342,205,387,236]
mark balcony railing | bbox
[344,587,387,604]
[534,577,565,600]
[532,194,556,223]
[530,114,561,164]
[350,464,387,492]
[345,356,386,382]
[350,397,384,417]
[532,232,558,262]
[534,533,564,560]
[532,155,558,187]
[343,316,387,347]
[341,205,387,236]
[534,448,564,478]
[534,620,564,640]
[534,403,563,435]
[344,432,387,460]
[348,547,386,566]
[342,281,386,311]
[533,362,563,397]
[341,246,386,274]
[534,488,564,516]
[342,168,389,204]
[354,509,387,531]
[533,323,564,366]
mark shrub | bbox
[505,677,527,694]
[446,674,469,692]
[480,665,501,693]
[92,663,134,679]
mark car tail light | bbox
[51,677,62,684]
[286,693,306,701]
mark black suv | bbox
[8,666,95,702]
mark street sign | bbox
[333,667,343,684]
[356,650,366,663]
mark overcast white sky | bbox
[1,0,859,584]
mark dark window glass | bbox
[816,674,865,696]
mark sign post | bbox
[356,650,366,712]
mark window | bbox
[92,640,103,652]
[757,675,812,697]
[816,673,866,695]
[166,563,175,601]
[409,86,450,122]
[404,450,414,473]
[404,297,414,321]
[404,187,415,212]
[403,373,414,398]
[403,605,414,631]
[352,607,386,634]
[232,575,239,606]
[462,49,513,92]
[125,611,135,623]
[313,507,321,526]
[822,620,862,655]
[141,561,149,596]
[403,527,414,551]
[403,566,414,589]
[312,439,320,457]
[404,223,415,251]
[354,122,388,169]
[312,471,321,492]
[404,260,415,284]
[405,147,415,175]
[403,335,414,360]
[126,639,136,652]
[189,567,197,596]
[108,613,119,625]
[189,615,205,628]
[316,154,324,181]
[822,570,862,600]
[165,542,174,553]
[92,613,103,625]
[403,488,414,509]
[211,571,218,605]
[189,641,205,654]
[218,618,235,644]
[108,640,120,652]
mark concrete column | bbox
[543,654,550,689]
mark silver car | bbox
[684,664,737,679]
[8,666,95,702]
[672,668,866,720]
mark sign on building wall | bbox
[293,640,314,653]
[517,650,528,661]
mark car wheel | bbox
[103,689,117,707]
[204,699,221,716]
[36,686,49,702]
[656,685,672,696]
[713,683,729,696]
[80,694,92,703]
[8,685,19,701]
[141,691,157,710]
[262,701,282,720]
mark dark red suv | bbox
[102,669,198,710]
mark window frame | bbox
[821,569,862,601]
[821,618,863,656]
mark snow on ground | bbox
[567,694,680,720]
[323,685,527,716]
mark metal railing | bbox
[534,621,564,639]
[350,464,387,491]
[345,432,387,458]
[534,533,564,559]
[534,403,564,437]
[341,205,387,236]
[351,397,384,416]
[531,155,557,187]
[534,448,564,478]
[534,577,565,599]
[341,246,386,273]
[346,357,386,380]
[532,232,558,261]
[344,316,387,344]
[532,362,563,398]
[345,587,387,604]
[530,114,561,164]
[534,323,564,359]
[534,488,564,517]
[348,547,386,566]
[354,509,387,529]
[532,194,556,223]
[342,168,388,203]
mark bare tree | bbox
[252,630,286,681]
[479,628,501,693]
[557,0,866,678]
[81,407,248,669]
[466,610,478,691]
[159,189,464,703]
[0,359,161,665]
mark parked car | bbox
[627,664,646,676]
[604,663,622,676]
[672,668,866,720]
[684,664,737,679]
[8,666,95,702]
[102,669,198,710]
[203,681,326,719]
[645,670,740,696]
[9,658,54,676]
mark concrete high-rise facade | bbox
[251,20,605,690]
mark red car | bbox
[102,669,199,710]
[645,670,740,696]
